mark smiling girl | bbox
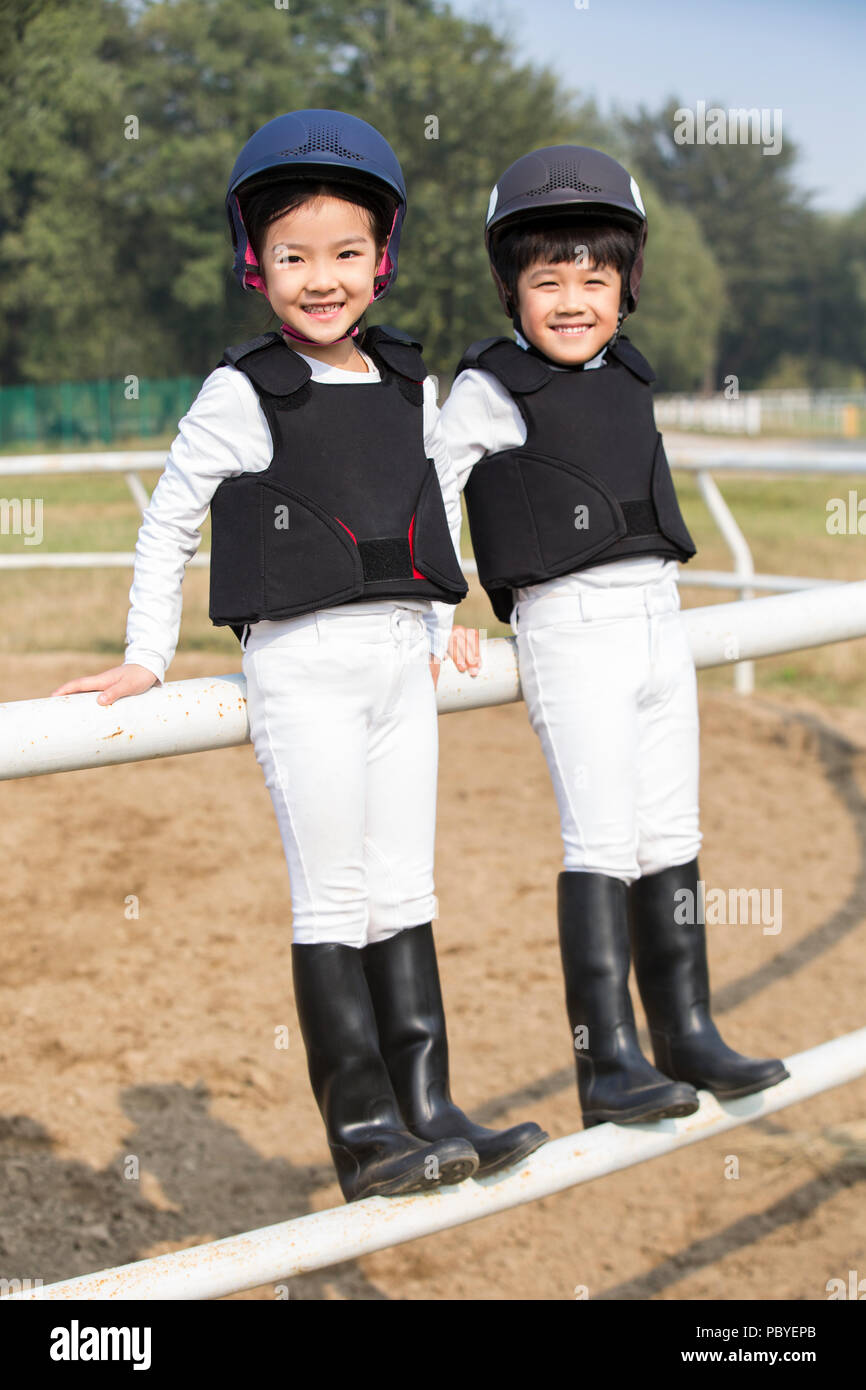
[52,110,547,1202]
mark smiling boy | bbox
[440,146,788,1128]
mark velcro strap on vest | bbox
[621,499,658,536]
[456,338,552,394]
[358,537,414,581]
[363,325,427,382]
[219,334,312,397]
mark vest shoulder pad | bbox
[455,337,551,394]
[363,324,427,381]
[219,334,311,397]
[608,336,656,384]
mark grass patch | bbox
[2,463,864,705]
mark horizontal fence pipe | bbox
[7,1027,865,1301]
[2,584,866,781]
[0,555,844,594]
[0,553,209,569]
[0,452,167,475]
[671,452,866,472]
[681,580,866,669]
[0,551,845,596]
[3,447,866,478]
[678,571,842,592]
[0,674,250,781]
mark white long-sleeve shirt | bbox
[124,344,464,683]
[439,333,677,614]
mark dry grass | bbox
[1,461,864,704]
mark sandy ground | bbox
[1,652,864,1301]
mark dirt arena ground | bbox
[1,651,865,1301]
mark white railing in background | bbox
[2,445,866,694]
[655,390,866,439]
[0,450,163,517]
[656,395,763,434]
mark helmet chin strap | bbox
[605,304,627,349]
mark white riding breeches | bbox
[242,604,439,947]
[514,575,703,884]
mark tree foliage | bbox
[618,98,862,389]
[0,2,854,394]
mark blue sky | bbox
[445,0,864,212]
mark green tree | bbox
[620,98,819,389]
[625,188,724,392]
[0,0,133,381]
[814,202,866,383]
[0,0,725,393]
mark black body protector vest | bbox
[457,335,697,624]
[208,325,468,640]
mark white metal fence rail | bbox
[3,584,866,780]
[655,391,866,438]
[8,1027,864,1301]
[2,583,866,1298]
[3,445,864,694]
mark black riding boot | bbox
[362,923,549,1176]
[628,858,790,1099]
[558,870,700,1127]
[291,943,478,1202]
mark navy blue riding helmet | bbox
[226,109,407,306]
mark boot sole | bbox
[438,1154,481,1185]
[689,1066,791,1101]
[347,1148,479,1201]
[475,1129,550,1177]
[583,1096,700,1128]
[349,1167,439,1200]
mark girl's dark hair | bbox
[491,219,639,305]
[237,177,398,271]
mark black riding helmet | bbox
[485,145,648,341]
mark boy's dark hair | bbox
[490,219,640,309]
[238,178,397,272]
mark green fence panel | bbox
[0,377,206,450]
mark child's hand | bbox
[447,626,482,677]
[429,656,441,689]
[50,663,160,705]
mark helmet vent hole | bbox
[525,161,604,195]
[279,124,365,161]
